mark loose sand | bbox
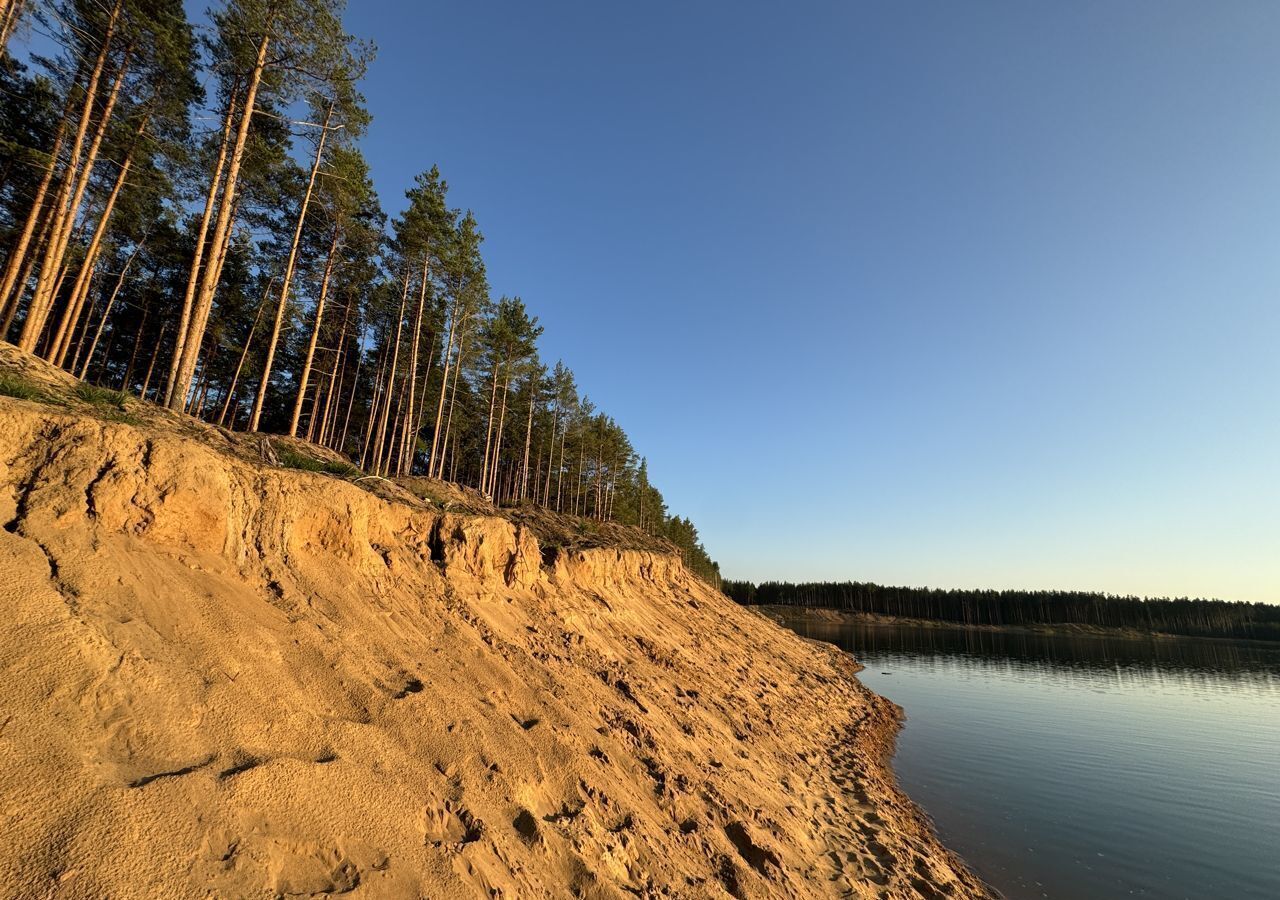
[0,351,994,898]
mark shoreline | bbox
[808,642,1004,900]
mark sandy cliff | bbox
[0,364,993,898]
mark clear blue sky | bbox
[352,3,1277,601]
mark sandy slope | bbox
[0,384,993,897]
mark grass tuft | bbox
[276,447,361,478]
[0,373,54,403]
[74,382,129,410]
[73,382,140,424]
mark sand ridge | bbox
[0,391,994,898]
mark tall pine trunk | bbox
[286,219,340,436]
[165,82,237,405]
[26,45,133,351]
[50,130,140,365]
[541,401,559,505]
[370,273,410,472]
[519,376,536,500]
[170,27,271,410]
[315,299,351,446]
[217,279,271,428]
[120,299,149,390]
[439,336,468,481]
[359,329,390,468]
[76,237,142,378]
[479,359,501,493]
[249,101,332,432]
[396,257,430,473]
[555,419,567,511]
[488,370,512,498]
[138,321,168,400]
[427,289,460,477]
[337,325,366,454]
[18,3,125,351]
[182,195,241,414]
[0,114,67,319]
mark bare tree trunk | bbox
[50,138,138,365]
[286,221,339,436]
[380,373,405,476]
[593,447,604,520]
[138,321,168,401]
[187,344,210,410]
[190,343,218,418]
[314,339,340,444]
[479,359,501,494]
[67,272,99,374]
[1,208,54,340]
[23,34,132,351]
[427,289,461,477]
[406,329,437,475]
[575,443,585,517]
[250,105,332,432]
[120,299,149,390]
[38,209,94,358]
[488,370,511,498]
[359,330,389,468]
[370,272,410,472]
[315,299,351,446]
[90,323,119,382]
[77,241,139,379]
[337,324,366,455]
[0,116,67,320]
[181,194,241,413]
[534,443,545,507]
[170,26,271,411]
[519,376,536,500]
[216,279,271,428]
[542,402,559,506]
[555,419,568,511]
[440,337,468,483]
[396,257,430,474]
[49,225,105,367]
[372,350,396,471]
[305,372,326,443]
[17,16,117,328]
[165,83,237,405]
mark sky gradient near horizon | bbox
[260,2,1279,601]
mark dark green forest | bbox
[723,580,1280,641]
[0,0,718,582]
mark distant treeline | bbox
[723,580,1280,642]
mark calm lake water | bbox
[773,614,1280,900]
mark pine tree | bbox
[166,0,370,412]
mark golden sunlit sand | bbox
[0,347,991,898]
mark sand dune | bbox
[0,363,993,897]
